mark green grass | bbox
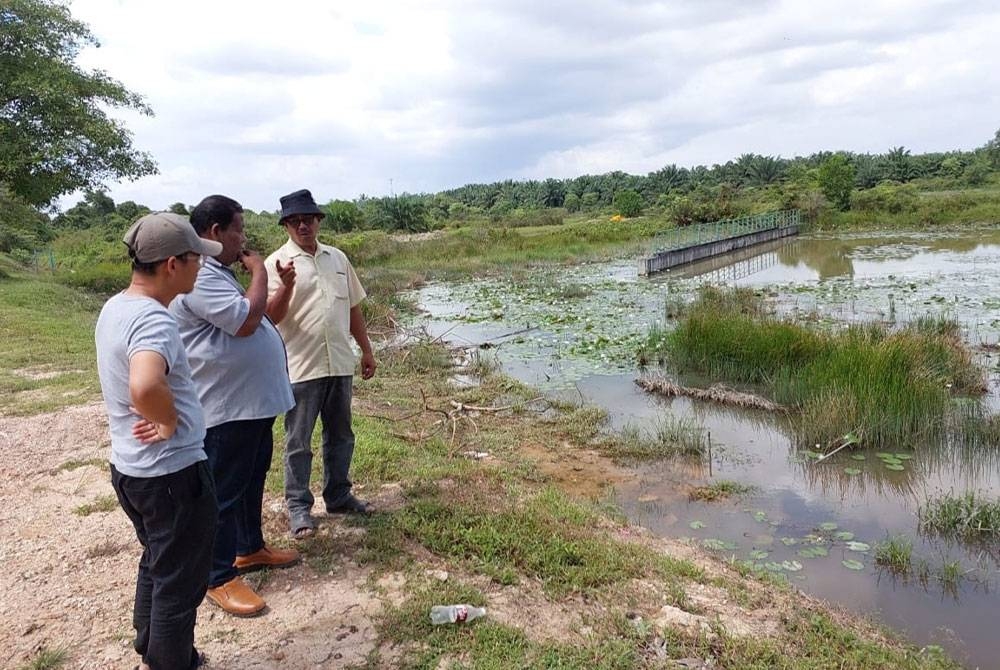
[649,287,984,449]
[0,275,105,414]
[72,494,118,516]
[610,416,708,459]
[919,492,1000,538]
[874,535,913,574]
[55,457,106,472]
[16,647,68,670]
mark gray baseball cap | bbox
[123,212,223,263]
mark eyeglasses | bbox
[284,216,320,228]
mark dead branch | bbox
[635,374,786,413]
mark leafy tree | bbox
[53,189,115,229]
[612,190,644,218]
[0,0,157,206]
[817,155,855,211]
[116,200,150,222]
[563,192,580,213]
[0,184,51,253]
[362,195,429,232]
[323,199,365,232]
[168,202,189,215]
[984,129,1000,169]
[580,191,599,210]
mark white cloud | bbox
[63,0,1000,210]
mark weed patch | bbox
[919,492,1000,538]
[73,494,117,516]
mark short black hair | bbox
[190,195,243,235]
[130,253,167,276]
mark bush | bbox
[612,190,644,218]
[850,182,919,214]
[323,200,365,232]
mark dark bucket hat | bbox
[279,189,326,223]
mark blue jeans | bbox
[203,417,276,587]
[111,460,216,670]
[283,376,355,529]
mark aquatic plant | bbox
[919,492,1000,538]
[648,287,985,449]
[874,535,913,574]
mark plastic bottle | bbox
[429,604,487,625]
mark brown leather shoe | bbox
[205,576,265,617]
[234,545,301,573]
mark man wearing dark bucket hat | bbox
[95,212,222,670]
[265,189,377,539]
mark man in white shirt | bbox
[264,189,376,539]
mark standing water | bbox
[410,229,1000,669]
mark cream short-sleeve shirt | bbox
[265,239,366,383]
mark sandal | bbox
[292,525,315,540]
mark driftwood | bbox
[635,374,786,413]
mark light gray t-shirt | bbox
[169,257,294,428]
[95,293,207,478]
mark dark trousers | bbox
[111,460,216,670]
[283,376,354,528]
[203,417,276,587]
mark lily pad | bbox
[689,520,706,529]
[875,452,894,460]
[842,559,865,571]
[884,463,906,471]
[702,538,737,551]
[781,560,803,572]
[845,541,871,552]
[753,511,768,522]
[850,454,867,461]
[764,562,785,572]
[818,522,839,532]
[780,537,798,546]
[833,531,855,541]
[797,546,829,559]
[802,450,823,460]
[749,550,769,560]
[893,453,913,460]
[844,467,862,476]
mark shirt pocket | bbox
[327,271,350,300]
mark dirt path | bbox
[0,404,384,670]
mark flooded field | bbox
[409,229,1000,669]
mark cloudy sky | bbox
[70,0,1000,212]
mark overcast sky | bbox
[69,0,1000,212]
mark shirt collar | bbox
[284,238,329,258]
[202,255,239,279]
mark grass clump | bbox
[610,417,708,460]
[874,535,913,574]
[689,480,753,502]
[650,286,984,449]
[17,647,68,670]
[72,494,118,517]
[919,491,1000,538]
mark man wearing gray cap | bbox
[265,189,377,539]
[96,212,222,670]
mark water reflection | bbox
[410,229,1000,669]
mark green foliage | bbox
[361,195,430,232]
[919,492,1000,538]
[0,0,156,206]
[611,189,644,217]
[850,182,919,214]
[167,202,189,215]
[563,192,580,212]
[0,185,52,253]
[817,155,855,211]
[657,287,983,449]
[323,199,365,232]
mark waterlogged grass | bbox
[919,492,1000,538]
[689,480,754,502]
[649,287,985,449]
[610,416,708,460]
[874,535,913,574]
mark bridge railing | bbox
[651,209,800,252]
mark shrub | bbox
[612,190,644,218]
